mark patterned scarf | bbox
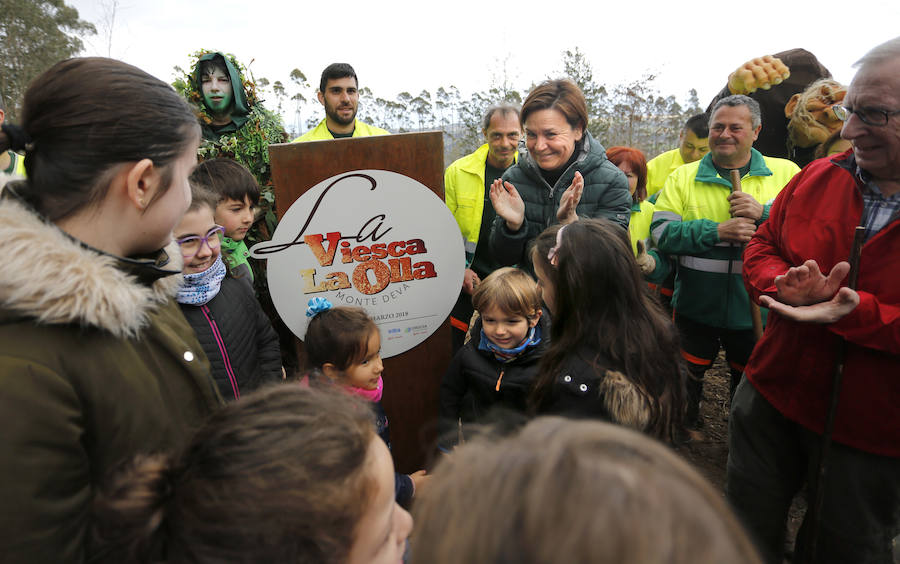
[176,255,227,305]
[220,237,253,281]
[478,325,542,363]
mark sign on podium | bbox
[256,132,463,471]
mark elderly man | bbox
[293,63,388,141]
[444,104,520,349]
[651,95,800,434]
[727,37,900,564]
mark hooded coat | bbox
[192,52,253,141]
[0,184,222,563]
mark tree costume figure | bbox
[174,50,287,193]
[174,51,298,371]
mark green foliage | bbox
[1,0,96,120]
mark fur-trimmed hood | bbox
[0,184,184,337]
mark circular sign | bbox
[251,170,465,358]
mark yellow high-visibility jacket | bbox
[645,148,685,197]
[292,119,389,142]
[444,144,517,267]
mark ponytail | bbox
[91,455,176,564]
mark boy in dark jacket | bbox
[439,267,546,450]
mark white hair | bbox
[854,36,900,70]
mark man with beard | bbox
[293,63,389,141]
[651,95,799,438]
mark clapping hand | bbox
[557,171,584,225]
[489,179,525,232]
[758,260,858,323]
[772,260,850,306]
[635,240,657,275]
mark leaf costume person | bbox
[174,50,287,200]
[174,51,298,371]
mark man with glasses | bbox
[728,36,900,563]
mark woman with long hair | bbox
[529,218,685,441]
[0,58,222,562]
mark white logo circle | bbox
[251,170,465,358]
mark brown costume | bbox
[708,48,832,166]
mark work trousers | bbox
[726,377,900,564]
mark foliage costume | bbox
[175,51,298,371]
[174,50,288,210]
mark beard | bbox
[325,101,357,126]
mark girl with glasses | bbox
[175,183,282,401]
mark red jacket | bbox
[743,151,900,457]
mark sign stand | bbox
[267,132,449,472]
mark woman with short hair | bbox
[488,79,632,272]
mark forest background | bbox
[4,0,899,164]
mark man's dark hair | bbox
[684,113,709,138]
[319,63,357,93]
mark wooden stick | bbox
[807,225,866,563]
[730,170,764,341]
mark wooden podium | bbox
[268,131,448,472]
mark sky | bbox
[68,0,900,128]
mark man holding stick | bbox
[728,36,900,564]
[651,96,799,435]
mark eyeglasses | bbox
[833,105,900,127]
[175,226,225,259]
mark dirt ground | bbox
[674,352,807,563]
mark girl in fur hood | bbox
[0,58,221,563]
[529,218,686,442]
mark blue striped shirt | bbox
[858,168,900,241]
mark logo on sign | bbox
[251,170,464,358]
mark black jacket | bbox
[438,315,548,450]
[180,276,282,400]
[537,348,651,432]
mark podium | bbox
[267,131,449,472]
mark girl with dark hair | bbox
[0,58,222,562]
[92,385,413,563]
[303,300,428,506]
[529,218,686,441]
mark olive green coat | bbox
[0,186,222,563]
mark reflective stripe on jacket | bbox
[651,149,799,329]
